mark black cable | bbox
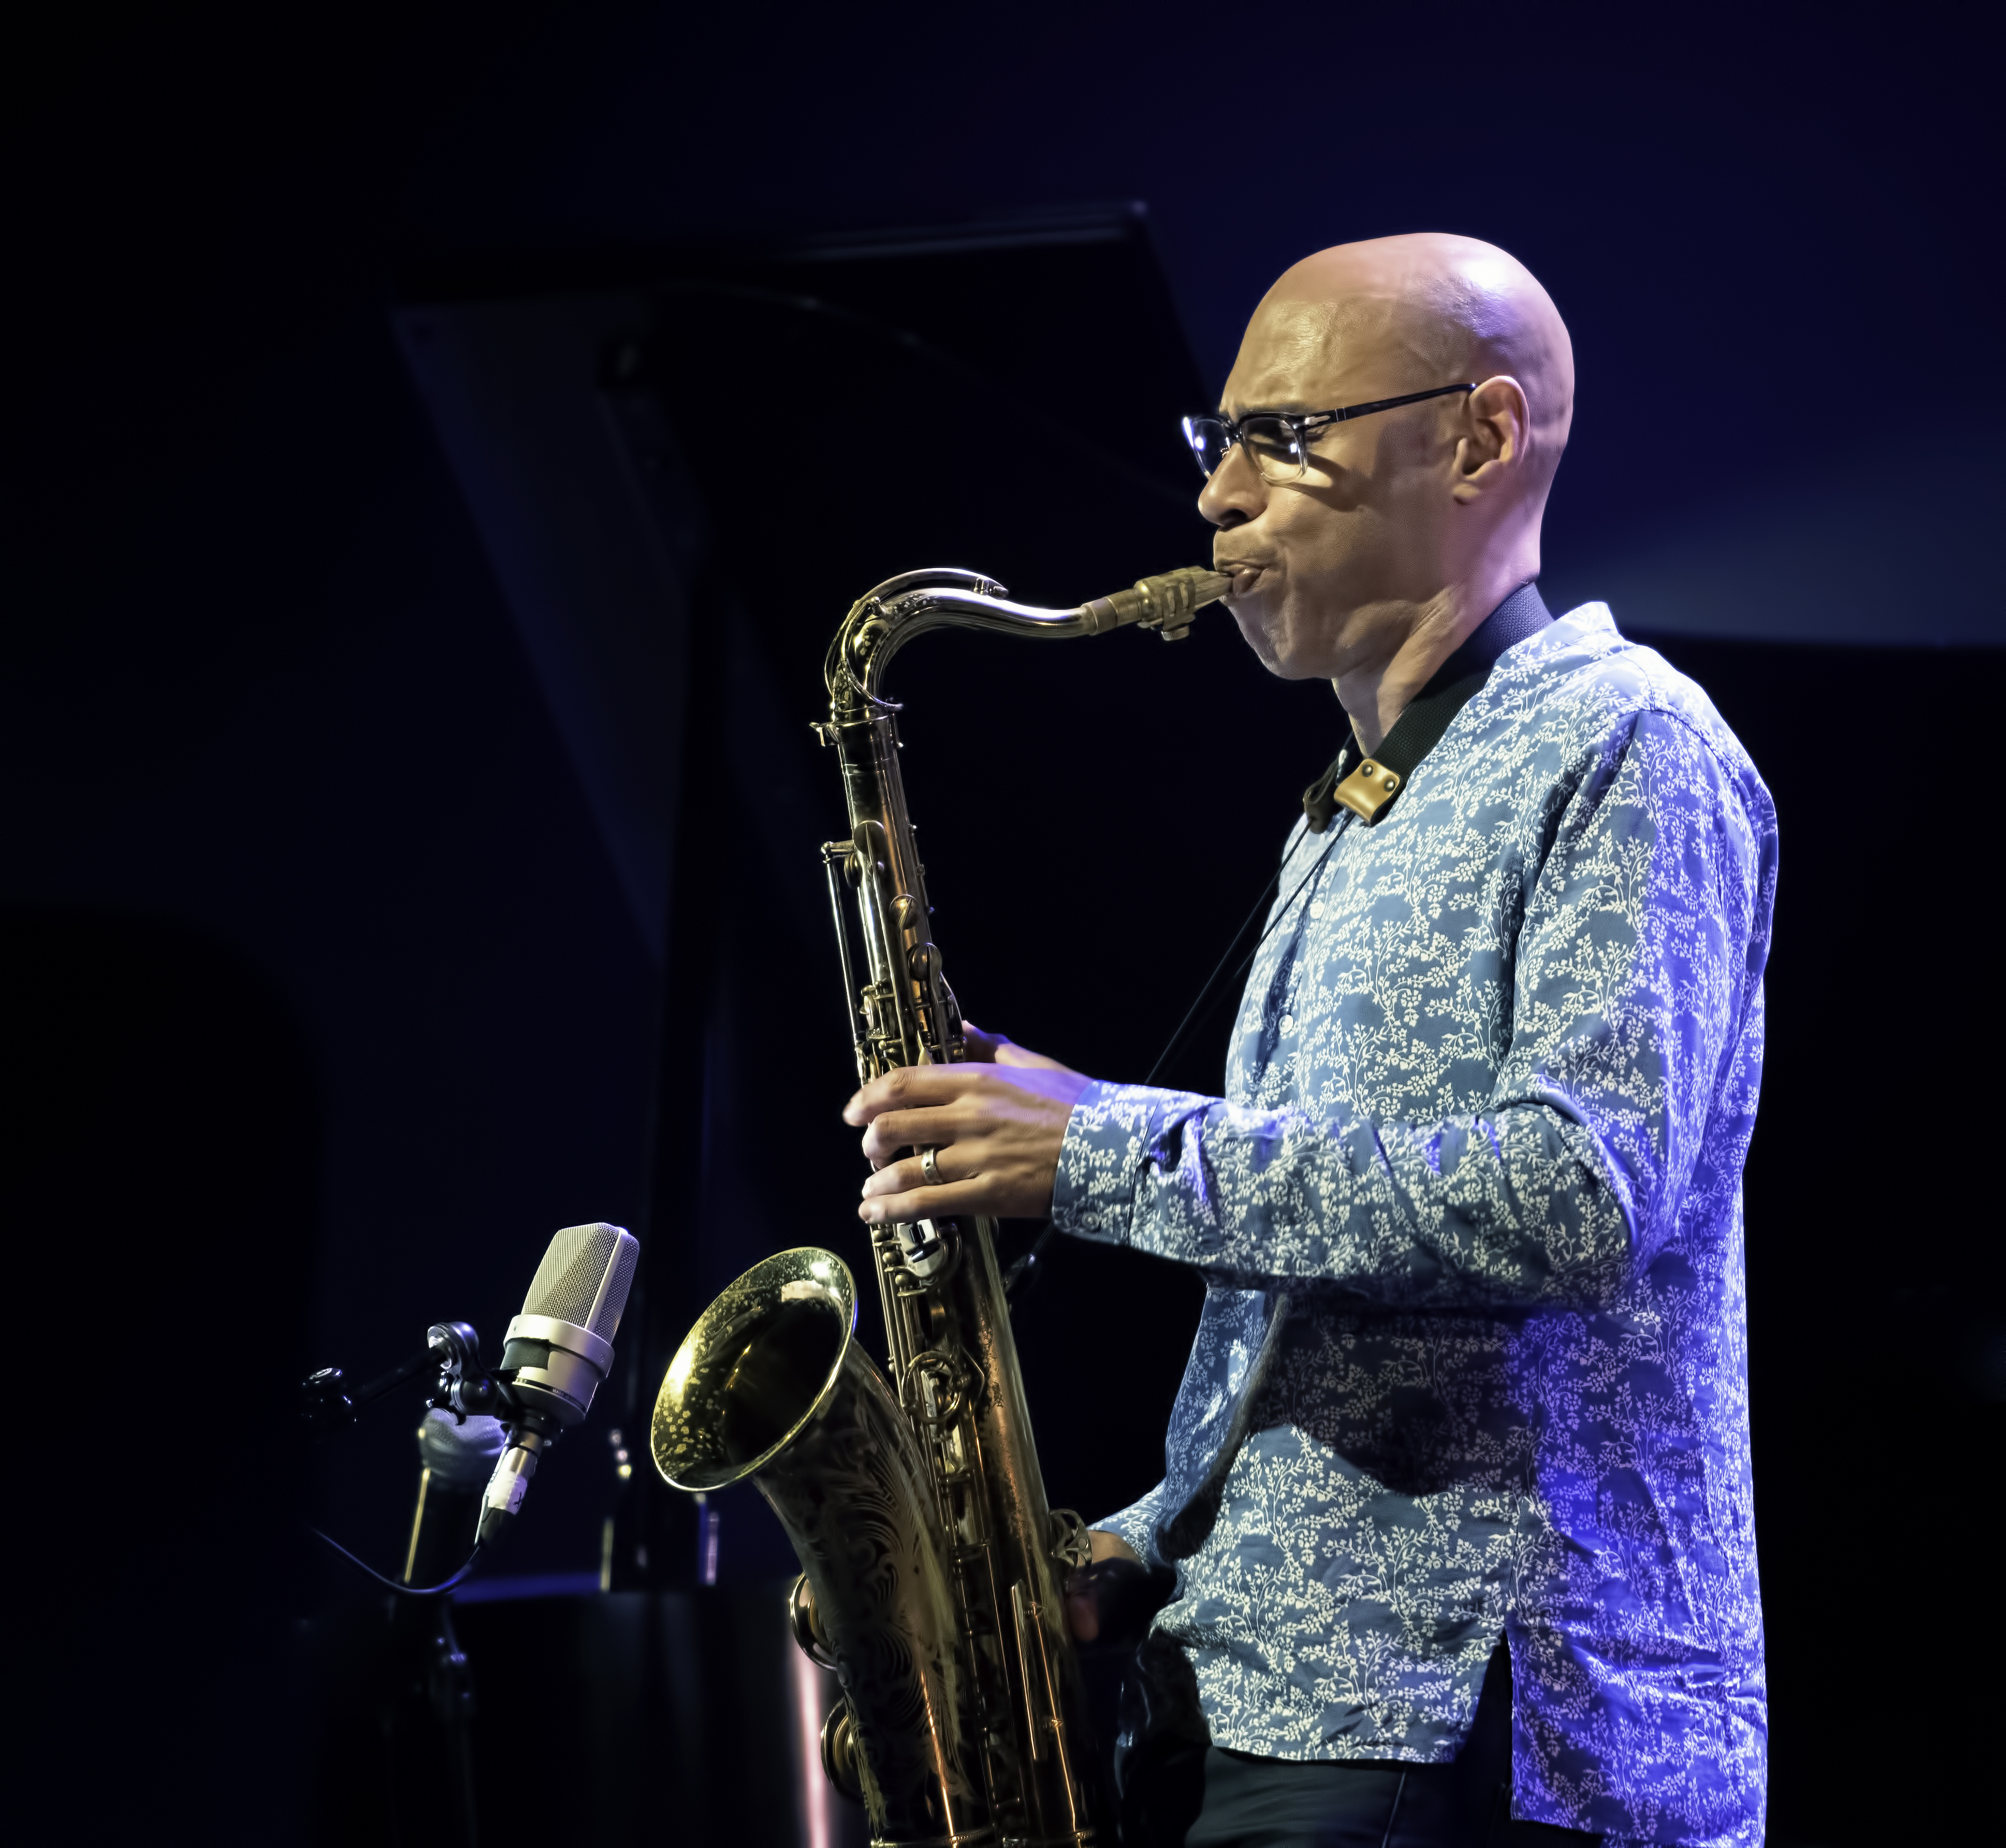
[1142,822,1346,1088]
[1008,824,1345,1312]
[1008,828,1341,1311]
[1378,1770,1409,1848]
[1002,1226,1054,1303]
[1140,871,1276,1088]
[310,1526,485,1598]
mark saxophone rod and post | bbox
[650,565,1231,1848]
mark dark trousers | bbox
[1122,1643,1600,1848]
[1180,1747,1597,1847]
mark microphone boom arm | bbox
[301,1321,508,1440]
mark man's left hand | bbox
[844,1025,1094,1223]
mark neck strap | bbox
[1302,581,1552,832]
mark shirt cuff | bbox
[1053,1079,1213,1245]
[1090,1480,1172,1570]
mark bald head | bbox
[1204,234,1575,726]
[1238,232,1573,492]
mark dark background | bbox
[4,5,1999,1845]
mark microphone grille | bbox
[522,1221,640,1343]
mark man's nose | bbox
[1197,439,1266,528]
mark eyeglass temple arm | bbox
[1188,383,1476,433]
[1307,383,1476,427]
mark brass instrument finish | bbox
[653,566,1230,1848]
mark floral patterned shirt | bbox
[1053,602,1774,1846]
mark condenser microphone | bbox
[479,1221,639,1544]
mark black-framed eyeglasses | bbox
[1180,384,1475,483]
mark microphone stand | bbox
[391,1412,498,1848]
[301,1323,501,1848]
[387,1590,480,1848]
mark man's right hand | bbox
[1064,1530,1149,1643]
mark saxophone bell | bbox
[654,1247,989,1845]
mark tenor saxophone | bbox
[650,565,1230,1848]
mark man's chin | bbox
[1227,601,1281,673]
[1229,601,1327,682]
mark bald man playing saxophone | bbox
[846,235,1774,1848]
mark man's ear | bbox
[1450,376,1528,503]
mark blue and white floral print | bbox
[1054,603,1775,1847]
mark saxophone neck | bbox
[825,564,1231,715]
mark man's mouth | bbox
[1216,559,1268,595]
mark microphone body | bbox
[479,1222,639,1543]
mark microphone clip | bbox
[426,1321,510,1421]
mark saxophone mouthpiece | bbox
[1079,566,1233,641]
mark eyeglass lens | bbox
[1181,415,1306,483]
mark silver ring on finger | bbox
[920,1145,944,1187]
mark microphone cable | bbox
[310,1525,485,1598]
